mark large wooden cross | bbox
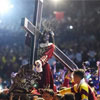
[21,0,78,71]
[21,0,43,66]
[21,17,78,71]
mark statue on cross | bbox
[21,17,78,90]
[35,29,55,89]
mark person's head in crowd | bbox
[82,61,90,67]
[88,79,94,87]
[82,61,90,71]
[61,93,75,100]
[96,61,100,67]
[0,77,3,84]
[73,69,85,84]
[64,70,71,77]
[42,89,54,100]
[53,94,62,100]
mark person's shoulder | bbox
[80,82,89,91]
[80,82,88,87]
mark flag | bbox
[54,11,64,21]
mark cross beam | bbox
[21,18,41,36]
[21,0,43,66]
[54,46,78,72]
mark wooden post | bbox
[30,0,43,66]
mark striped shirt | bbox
[58,79,97,100]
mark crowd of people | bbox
[0,33,29,80]
[0,16,100,100]
[0,69,99,100]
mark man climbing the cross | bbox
[35,29,55,89]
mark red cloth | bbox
[39,44,55,89]
[40,44,55,66]
[62,76,70,87]
[53,84,57,92]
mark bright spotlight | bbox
[51,0,61,3]
[69,25,73,29]
[0,0,13,14]
[0,20,2,23]
[10,4,14,8]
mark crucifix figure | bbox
[21,0,78,90]
[21,20,78,90]
[21,17,78,72]
[22,18,55,89]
